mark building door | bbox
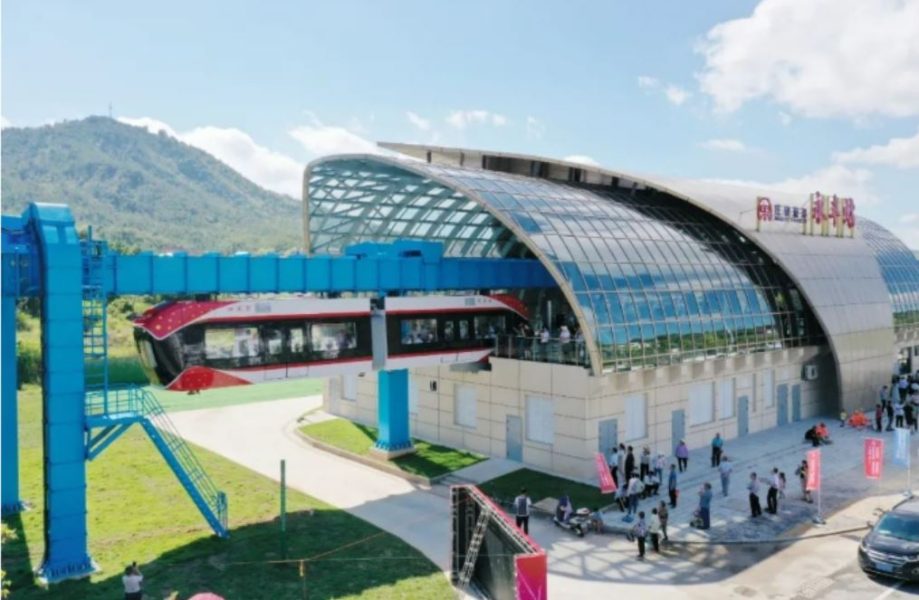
[671,410,685,454]
[792,384,802,422]
[737,396,749,437]
[598,419,618,455]
[777,384,789,426]
[506,415,523,462]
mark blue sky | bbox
[3,0,918,247]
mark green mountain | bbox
[1,116,302,253]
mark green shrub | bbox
[16,344,41,385]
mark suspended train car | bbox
[133,298,373,391]
[379,294,528,370]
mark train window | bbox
[401,318,438,345]
[458,320,470,340]
[474,315,505,339]
[444,321,455,342]
[205,327,261,361]
[310,322,357,359]
[289,327,306,354]
[262,327,284,362]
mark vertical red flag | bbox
[806,449,821,491]
[864,438,884,480]
[594,453,616,494]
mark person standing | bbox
[875,403,884,432]
[748,472,763,518]
[654,452,666,486]
[648,508,662,552]
[668,464,679,508]
[514,488,533,534]
[766,468,780,514]
[698,482,713,530]
[675,440,689,472]
[795,459,813,503]
[718,455,733,497]
[880,384,889,412]
[123,563,143,600]
[625,473,642,520]
[887,398,895,431]
[640,446,652,479]
[608,446,620,488]
[658,500,669,542]
[617,443,627,485]
[711,433,724,467]
[625,446,636,480]
[895,401,905,429]
[631,511,648,560]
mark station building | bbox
[307,143,919,481]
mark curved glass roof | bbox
[307,157,825,372]
[860,219,919,330]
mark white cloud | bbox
[901,213,919,225]
[891,222,919,250]
[288,123,380,156]
[778,112,792,126]
[119,116,304,197]
[526,116,546,139]
[709,164,879,207]
[697,0,919,118]
[700,138,747,152]
[445,109,508,130]
[563,155,600,167]
[405,111,431,132]
[637,75,659,89]
[833,129,919,169]
[1,116,11,129]
[664,85,691,106]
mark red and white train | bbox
[133,294,528,392]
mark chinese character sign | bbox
[864,438,884,480]
[806,449,821,491]
[594,453,616,494]
[756,196,773,231]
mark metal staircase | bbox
[457,505,491,591]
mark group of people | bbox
[869,377,919,433]
[508,321,586,363]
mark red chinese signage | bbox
[594,452,616,494]
[806,449,821,491]
[864,438,884,480]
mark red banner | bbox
[864,438,884,480]
[515,553,548,600]
[595,452,616,494]
[806,449,821,491]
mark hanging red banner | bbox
[806,449,821,491]
[594,453,616,494]
[864,438,884,480]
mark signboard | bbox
[515,553,548,600]
[594,452,616,494]
[806,449,821,491]
[864,438,884,480]
[755,192,856,237]
[894,428,911,467]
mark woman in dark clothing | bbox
[625,446,636,480]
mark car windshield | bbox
[876,512,919,542]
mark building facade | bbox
[308,144,919,481]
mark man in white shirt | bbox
[513,488,533,534]
[123,563,143,600]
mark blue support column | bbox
[29,205,95,581]
[1,294,23,515]
[373,369,414,456]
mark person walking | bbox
[514,488,533,534]
[625,473,643,520]
[711,433,724,467]
[748,472,763,517]
[625,446,636,480]
[617,443,627,485]
[668,464,679,508]
[648,508,662,552]
[895,401,906,429]
[718,455,733,497]
[640,446,652,479]
[608,446,620,488]
[123,563,143,600]
[698,482,713,530]
[795,459,813,503]
[658,500,669,542]
[631,512,648,560]
[654,452,666,485]
[887,398,896,431]
[766,468,780,514]
[675,440,689,472]
[875,403,884,432]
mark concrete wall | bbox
[323,346,834,482]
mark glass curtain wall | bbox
[860,219,919,331]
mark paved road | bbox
[168,397,919,598]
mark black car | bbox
[859,498,919,580]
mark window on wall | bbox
[624,393,647,441]
[689,382,715,425]
[526,395,554,444]
[455,384,477,428]
[719,378,735,419]
[342,374,357,401]
[762,369,775,407]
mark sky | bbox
[2,0,918,248]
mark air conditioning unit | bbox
[803,364,818,381]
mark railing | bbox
[492,335,590,367]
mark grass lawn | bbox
[1,385,451,600]
[478,468,612,511]
[152,378,325,413]
[300,419,486,479]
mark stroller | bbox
[689,509,705,529]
